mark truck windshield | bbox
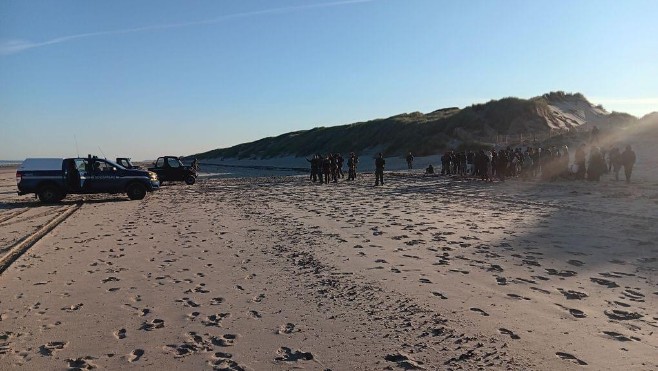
[104,159,126,170]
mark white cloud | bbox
[0,39,40,55]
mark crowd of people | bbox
[306,153,360,184]
[305,142,637,186]
[434,144,637,183]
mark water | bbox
[0,160,21,167]
[199,167,305,179]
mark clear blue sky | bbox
[1,0,657,160]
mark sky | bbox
[1,0,657,160]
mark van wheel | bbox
[38,185,61,203]
[185,175,196,185]
[126,183,147,200]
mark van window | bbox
[167,158,181,168]
[156,158,165,168]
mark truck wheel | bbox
[185,175,196,185]
[38,185,62,203]
[126,183,147,200]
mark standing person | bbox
[608,147,622,181]
[590,125,600,144]
[620,145,636,183]
[441,152,449,175]
[337,153,345,178]
[191,158,199,172]
[406,152,414,169]
[306,155,317,182]
[322,154,332,184]
[375,153,385,186]
[347,152,358,180]
[574,144,587,180]
[466,151,475,175]
[587,147,606,181]
[329,154,338,183]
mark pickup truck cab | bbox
[148,156,197,185]
[17,156,160,203]
[116,157,140,169]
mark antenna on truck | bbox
[98,146,107,159]
[74,135,80,157]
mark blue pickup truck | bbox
[16,156,160,203]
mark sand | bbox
[0,163,656,370]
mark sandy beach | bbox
[0,164,656,370]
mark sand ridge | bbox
[0,166,656,370]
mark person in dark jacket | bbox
[406,152,414,169]
[620,145,636,183]
[375,153,385,186]
[347,152,358,180]
[587,147,606,181]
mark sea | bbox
[198,165,307,179]
[0,160,21,167]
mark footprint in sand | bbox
[555,352,588,366]
[488,264,504,272]
[175,298,200,308]
[114,328,126,339]
[277,323,298,334]
[507,293,531,301]
[202,313,230,327]
[590,277,619,288]
[275,347,314,362]
[546,269,577,278]
[530,287,551,294]
[384,352,424,369]
[38,341,68,356]
[139,318,165,331]
[431,292,448,299]
[569,309,587,318]
[208,352,246,370]
[620,289,645,303]
[128,349,144,362]
[470,307,490,316]
[604,310,643,321]
[66,357,96,369]
[602,331,633,342]
[248,310,262,319]
[557,289,588,300]
[252,293,265,303]
[210,297,225,305]
[62,303,84,312]
[498,328,520,340]
[212,334,238,347]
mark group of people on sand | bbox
[434,143,637,183]
[306,142,637,187]
[306,152,389,186]
[306,153,360,184]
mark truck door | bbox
[166,157,184,180]
[73,159,89,192]
[88,159,120,193]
